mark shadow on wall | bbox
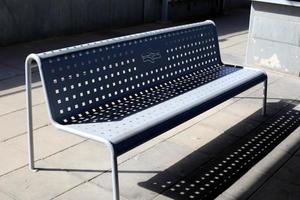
[138,99,300,199]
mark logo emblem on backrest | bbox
[141,49,162,63]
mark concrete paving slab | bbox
[0,103,49,142]
[252,147,291,175]
[169,124,227,150]
[0,191,14,200]
[38,140,111,181]
[199,110,260,138]
[276,127,300,154]
[249,179,300,200]
[0,160,83,200]
[221,45,247,66]
[153,194,174,200]
[221,168,268,199]
[0,87,45,116]
[221,52,245,66]
[295,147,300,157]
[224,96,286,123]
[271,155,300,186]
[0,125,83,176]
[234,84,263,98]
[54,182,129,200]
[0,141,27,176]
[219,32,248,50]
[264,76,300,100]
[215,193,236,200]
[169,124,239,156]
[116,117,214,169]
[11,125,84,160]
[186,98,237,123]
[92,141,197,200]
[262,69,285,84]
[224,97,265,120]
[200,110,243,132]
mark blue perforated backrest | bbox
[37,21,222,124]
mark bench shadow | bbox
[136,99,300,200]
[36,99,300,198]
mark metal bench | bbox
[26,20,268,200]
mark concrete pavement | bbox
[0,9,300,200]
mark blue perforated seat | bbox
[26,20,267,200]
[63,66,266,155]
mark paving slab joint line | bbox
[1,123,50,143]
[221,40,248,49]
[0,139,87,178]
[0,190,18,200]
[49,180,89,200]
[0,79,42,98]
[218,30,248,40]
[0,101,45,118]
[246,144,300,200]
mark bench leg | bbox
[26,57,36,171]
[109,146,120,200]
[262,79,268,116]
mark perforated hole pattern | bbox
[141,109,300,200]
[39,23,231,124]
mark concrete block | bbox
[247,1,300,76]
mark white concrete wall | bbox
[247,1,300,76]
